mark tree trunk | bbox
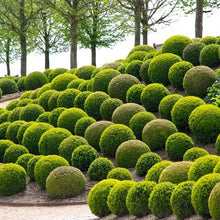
[20,34,27,76]
[70,20,78,68]
[91,44,96,66]
[5,39,11,76]
[45,47,50,69]
[142,1,149,45]
[195,0,203,38]
[134,7,141,46]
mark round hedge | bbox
[48,68,68,82]
[17,121,34,144]
[139,59,152,84]
[16,153,35,171]
[87,157,115,181]
[127,51,147,63]
[0,139,14,162]
[107,167,132,180]
[57,107,88,134]
[101,62,123,70]
[8,107,23,122]
[126,84,145,104]
[17,98,32,107]
[165,132,194,161]
[27,155,44,180]
[0,78,18,95]
[200,36,217,45]
[0,111,9,123]
[129,111,156,140]
[29,88,40,99]
[6,99,19,111]
[19,91,32,100]
[188,155,220,181]
[58,135,88,163]
[25,71,48,90]
[191,173,220,218]
[0,122,10,139]
[34,155,69,189]
[142,119,178,151]
[36,111,51,123]
[48,91,59,111]
[171,96,205,130]
[183,147,209,161]
[183,66,217,98]
[38,89,57,111]
[148,53,182,85]
[84,121,113,151]
[145,160,173,183]
[88,179,119,217]
[48,107,66,127]
[17,76,26,91]
[170,181,196,219]
[78,80,89,91]
[141,83,170,112]
[71,144,99,171]
[148,182,176,219]
[36,83,51,98]
[0,163,26,196]
[67,78,85,89]
[108,74,141,102]
[74,91,92,110]
[125,60,143,80]
[216,134,220,154]
[128,45,155,56]
[74,65,96,80]
[46,166,86,198]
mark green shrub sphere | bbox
[38,90,57,111]
[0,139,14,162]
[57,89,80,108]
[125,60,143,80]
[0,78,18,95]
[107,168,133,180]
[16,153,35,171]
[0,122,10,139]
[27,155,44,180]
[127,51,147,62]
[139,59,152,84]
[200,36,217,45]
[183,147,209,161]
[25,71,48,90]
[48,107,66,127]
[74,91,92,110]
[75,65,96,80]
[126,84,145,104]
[8,107,23,122]
[216,134,220,154]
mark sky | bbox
[0,9,220,77]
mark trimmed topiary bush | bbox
[141,83,170,112]
[74,65,96,80]
[6,100,19,111]
[216,134,220,154]
[0,111,9,123]
[142,119,178,151]
[19,91,32,100]
[48,68,68,82]
[0,139,14,162]
[16,153,35,171]
[0,122,10,139]
[183,147,209,161]
[16,121,34,144]
[0,78,18,95]
[46,166,86,198]
[57,89,80,108]
[140,59,152,84]
[128,45,155,56]
[27,155,44,180]
[67,78,85,89]
[48,107,66,127]
[0,163,26,196]
[8,107,23,122]
[38,89,57,111]
[36,111,51,123]
[25,71,48,90]
[17,76,26,91]
[200,36,217,45]
[17,98,32,107]
[74,91,92,110]
[127,51,147,63]
[87,157,115,181]
[78,80,90,91]
[48,91,59,111]
[19,104,45,121]
[107,168,132,180]
[126,84,145,104]
[125,60,143,80]
[37,83,51,98]
[29,88,40,99]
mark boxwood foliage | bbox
[27,155,44,181]
[0,122,10,139]
[74,65,96,80]
[107,167,133,180]
[48,68,68,82]
[0,78,18,95]
[74,91,92,110]
[0,139,14,162]
[126,84,145,104]
[48,107,66,127]
[16,153,35,171]
[183,147,209,161]
[25,71,48,90]
[16,121,34,144]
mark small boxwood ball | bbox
[170,181,196,219]
[16,153,35,171]
[183,147,209,161]
[36,112,51,123]
[99,124,136,157]
[108,74,141,102]
[191,173,220,218]
[0,139,14,162]
[38,89,57,111]
[46,166,86,199]
[112,103,145,126]
[27,155,44,180]
[84,121,113,151]
[17,76,26,91]
[145,160,173,183]
[159,161,193,184]
[0,78,18,95]
[171,96,205,130]
[17,98,32,107]
[142,119,178,151]
[141,83,170,112]
[107,180,135,216]
[8,107,24,122]
[87,157,115,181]
[48,107,66,127]
[74,91,92,110]
[148,53,182,85]
[0,122,10,139]
[128,45,155,56]
[71,145,99,171]
[38,127,72,155]
[100,98,123,121]
[126,84,145,104]
[116,140,151,168]
[125,60,143,80]
[6,99,19,111]
[19,91,33,100]
[88,179,119,217]
[29,88,40,99]
[48,91,59,111]
[101,62,123,70]
[183,66,217,98]
[3,144,29,163]
[57,107,88,134]
[216,134,220,154]
[36,83,51,98]
[75,65,96,80]
[135,152,162,176]
[127,51,147,62]
[34,155,69,189]
[0,111,9,123]
[0,163,26,196]
[77,80,89,91]
[25,71,48,90]
[67,78,85,89]
[165,132,194,161]
[200,35,217,45]
[126,181,157,217]
[17,121,35,144]
[148,182,176,219]
[48,68,68,82]
[208,182,220,220]
[58,135,88,163]
[140,59,152,84]
[107,167,132,180]
[188,155,220,181]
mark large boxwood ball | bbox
[145,160,173,183]
[107,167,132,180]
[17,76,26,91]
[129,111,156,140]
[162,35,193,57]
[128,45,155,56]
[48,107,66,127]
[112,103,145,126]
[171,96,205,130]
[38,127,72,155]
[159,161,193,184]
[170,181,195,219]
[16,153,35,171]
[36,83,51,98]
[116,140,151,168]
[87,157,115,181]
[48,91,59,111]
[0,78,18,95]
[125,60,143,80]
[88,179,119,217]
[78,80,89,91]
[148,53,182,85]
[100,98,123,121]
[67,78,85,89]
[141,83,170,112]
[0,122,10,139]
[6,99,19,111]
[84,121,113,151]
[101,62,123,70]
[100,124,136,157]
[127,51,147,62]
[188,155,220,181]
[200,36,217,45]
[17,121,35,144]
[84,91,110,120]
[36,111,51,123]
[0,139,14,162]
[34,155,69,189]
[139,59,152,84]
[17,98,32,107]
[216,134,220,154]
[74,65,96,80]
[46,166,86,199]
[25,71,48,90]
[38,89,57,111]
[0,163,26,196]
[8,107,23,122]
[74,91,92,110]
[142,119,178,151]
[71,144,99,171]
[108,74,141,102]
[191,173,220,218]
[22,122,53,154]
[165,132,194,161]
[148,182,176,219]
[183,66,217,97]
[189,104,220,143]
[126,181,156,217]
[57,107,88,134]
[183,147,209,161]
[135,152,162,176]
[57,89,80,108]
[48,68,67,82]
[107,180,135,216]
[27,155,44,180]
[126,84,145,104]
